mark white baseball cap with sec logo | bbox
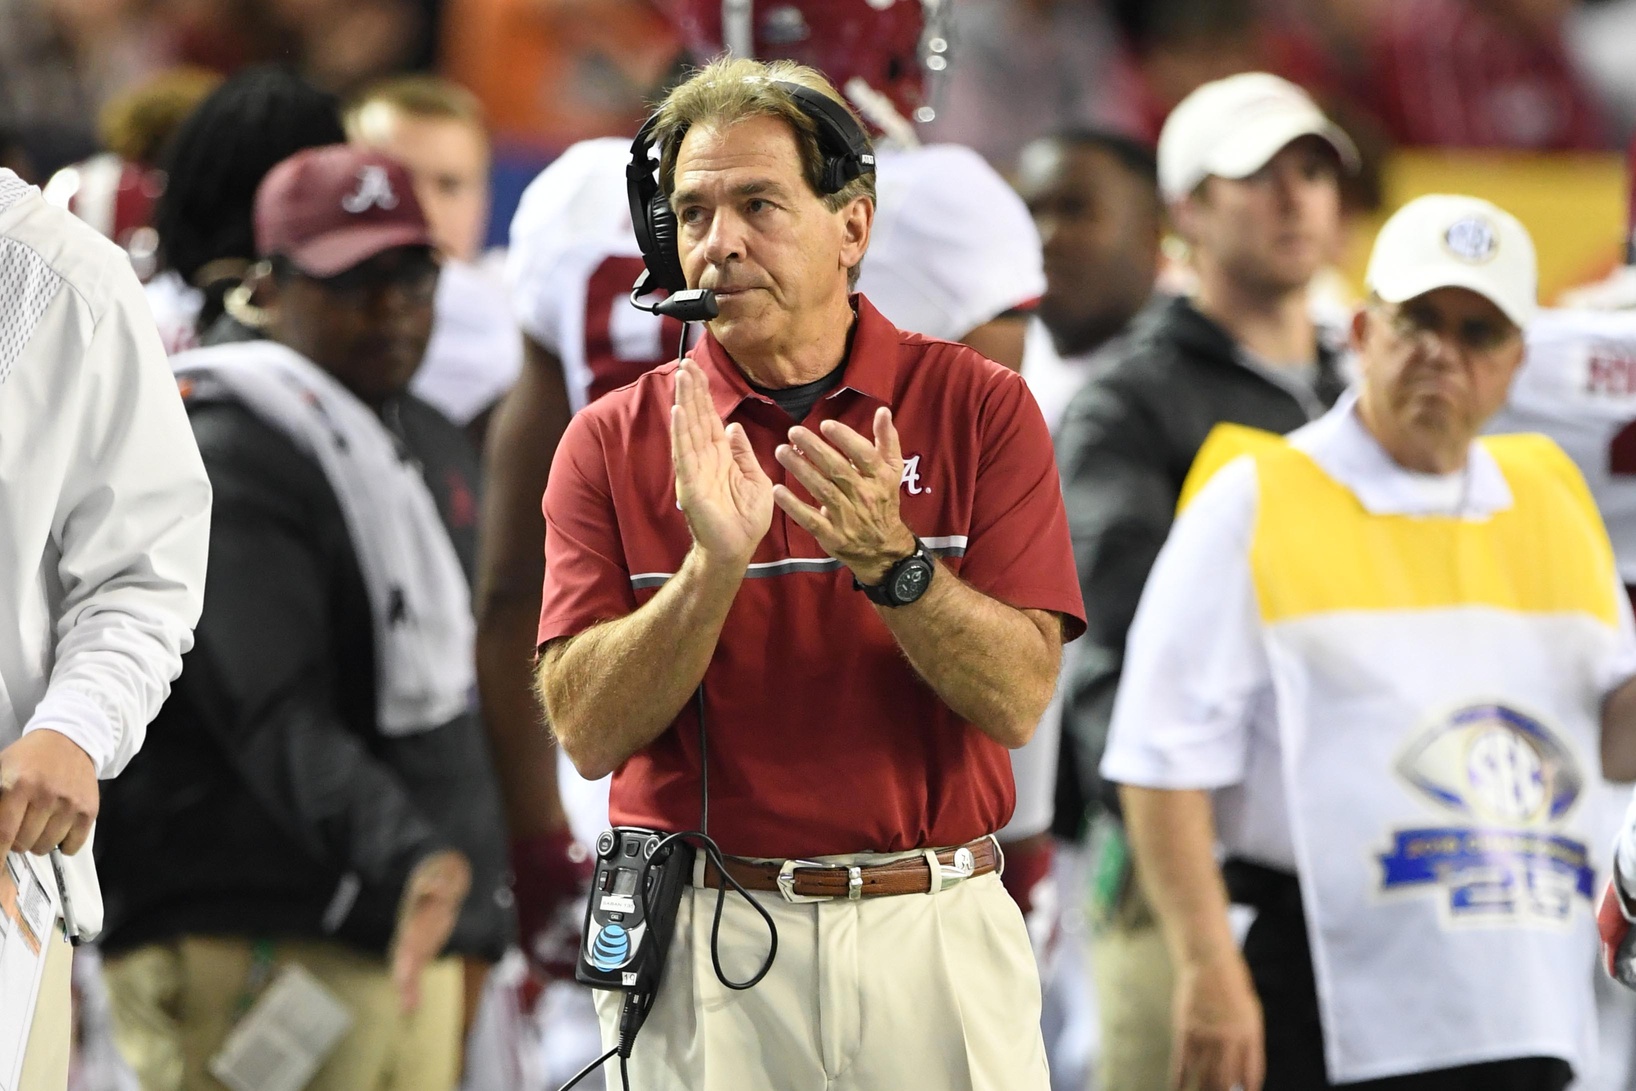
[1365,194,1538,329]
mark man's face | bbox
[1016,139,1160,357]
[1178,136,1342,295]
[355,110,490,263]
[1354,286,1525,454]
[269,245,440,405]
[672,114,871,360]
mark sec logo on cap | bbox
[1444,216,1498,263]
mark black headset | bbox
[625,80,876,320]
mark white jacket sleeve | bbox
[22,250,211,778]
[1099,456,1269,790]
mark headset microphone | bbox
[629,272,720,323]
[658,289,719,321]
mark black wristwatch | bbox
[854,537,936,607]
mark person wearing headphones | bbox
[534,56,1084,1088]
[481,16,1053,1079]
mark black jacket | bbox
[1052,296,1347,835]
[97,384,511,961]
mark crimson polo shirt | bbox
[538,294,1086,859]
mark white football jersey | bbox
[505,137,1044,413]
[411,252,524,425]
[144,269,202,356]
[1492,307,1636,584]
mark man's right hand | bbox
[390,849,471,1014]
[0,729,99,856]
[671,358,772,565]
[1171,952,1265,1091]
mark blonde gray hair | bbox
[345,75,488,143]
[650,56,875,287]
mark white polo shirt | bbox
[1100,392,1636,872]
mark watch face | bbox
[891,558,932,603]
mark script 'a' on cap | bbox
[1157,72,1359,203]
[253,144,434,278]
[1365,194,1538,329]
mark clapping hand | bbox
[671,359,773,565]
[773,407,915,586]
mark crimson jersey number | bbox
[1605,420,1636,612]
[1613,419,1636,477]
[582,256,684,405]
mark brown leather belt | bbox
[700,837,1001,901]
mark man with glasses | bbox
[1102,194,1636,1091]
[96,146,509,1091]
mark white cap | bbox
[1365,194,1537,328]
[1157,72,1358,203]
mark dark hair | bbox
[154,67,343,287]
[1047,129,1159,189]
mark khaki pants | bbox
[103,936,462,1091]
[19,926,73,1090]
[595,869,1048,1090]
[1091,875,1175,1091]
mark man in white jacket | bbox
[0,167,210,1087]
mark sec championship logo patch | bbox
[1379,703,1591,924]
[1444,217,1499,263]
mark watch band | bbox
[854,537,935,607]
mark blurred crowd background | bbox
[16,2,1636,1090]
[11,0,1636,260]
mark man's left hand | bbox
[0,730,98,856]
[773,407,916,585]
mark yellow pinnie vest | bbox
[1182,423,1620,1082]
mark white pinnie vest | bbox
[1190,425,1620,1082]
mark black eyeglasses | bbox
[1376,299,1519,356]
[308,255,440,305]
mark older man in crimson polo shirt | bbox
[535,57,1085,1089]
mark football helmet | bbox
[653,0,950,139]
[43,153,164,281]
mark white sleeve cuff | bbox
[23,688,118,777]
[1100,740,1247,792]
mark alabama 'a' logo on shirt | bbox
[900,454,929,495]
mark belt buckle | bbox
[775,859,851,904]
[934,846,976,893]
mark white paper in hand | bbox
[208,963,353,1091]
[0,852,55,1091]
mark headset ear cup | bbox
[646,191,689,292]
[820,161,843,195]
[822,158,862,195]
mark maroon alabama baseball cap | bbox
[253,145,434,278]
